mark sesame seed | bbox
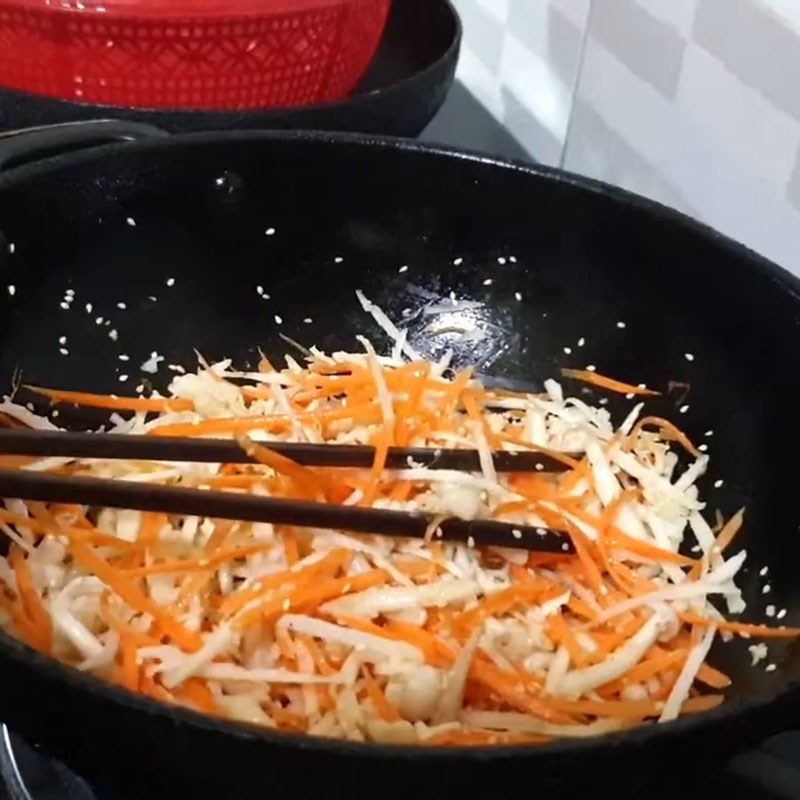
[119,354,129,361]
[334,256,343,264]
[625,393,634,400]
[483,278,493,286]
[135,384,144,394]
[8,242,14,254]
[561,542,569,551]
[166,277,175,287]
[6,285,15,297]
[117,302,126,310]
[119,375,128,382]
[679,404,689,414]
[766,664,777,672]
[148,296,157,302]
[453,257,463,266]
[126,217,136,226]
[685,353,695,361]
[58,335,67,345]
[511,529,522,540]
[578,338,585,347]
[497,257,506,265]
[514,292,523,302]
[52,410,59,418]
[467,536,475,548]
[714,479,724,488]
[303,317,313,324]
[398,265,408,273]
[617,321,626,329]
[760,566,769,577]
[698,443,708,452]
[705,430,714,437]
[59,347,69,356]
[778,608,787,620]
[536,528,547,537]
[95,317,104,325]
[256,285,264,295]
[586,365,596,372]
[59,302,69,310]
[563,347,572,355]
[265,227,276,236]
[763,584,772,594]
[109,329,118,341]
[509,256,517,263]
[274,315,283,325]
[766,605,776,617]
[85,303,93,313]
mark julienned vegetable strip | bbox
[0,293,792,746]
[560,369,660,397]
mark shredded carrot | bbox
[361,665,402,722]
[715,508,745,553]
[679,611,800,639]
[70,540,202,652]
[547,611,589,667]
[469,657,575,724]
[627,416,700,457]
[280,527,300,566]
[219,548,349,617]
[121,641,140,692]
[560,369,660,397]
[363,424,391,506]
[9,545,52,654]
[0,508,130,551]
[26,385,193,413]
[174,678,217,715]
[236,436,328,500]
[696,662,732,689]
[121,543,274,577]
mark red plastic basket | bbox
[0,0,391,110]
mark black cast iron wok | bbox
[0,121,798,800]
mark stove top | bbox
[1,82,798,800]
[2,723,800,800]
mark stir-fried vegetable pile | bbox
[0,295,794,746]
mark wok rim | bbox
[0,126,798,762]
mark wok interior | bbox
[0,134,799,710]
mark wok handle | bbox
[0,120,168,172]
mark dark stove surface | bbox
[2,725,800,800]
[1,82,799,800]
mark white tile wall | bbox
[450,0,590,166]
[453,0,800,274]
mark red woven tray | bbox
[0,0,391,110]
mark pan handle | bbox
[0,120,168,172]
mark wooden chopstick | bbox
[0,469,572,553]
[0,429,573,473]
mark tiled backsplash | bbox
[451,0,800,273]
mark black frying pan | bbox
[0,0,460,138]
[0,121,798,800]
